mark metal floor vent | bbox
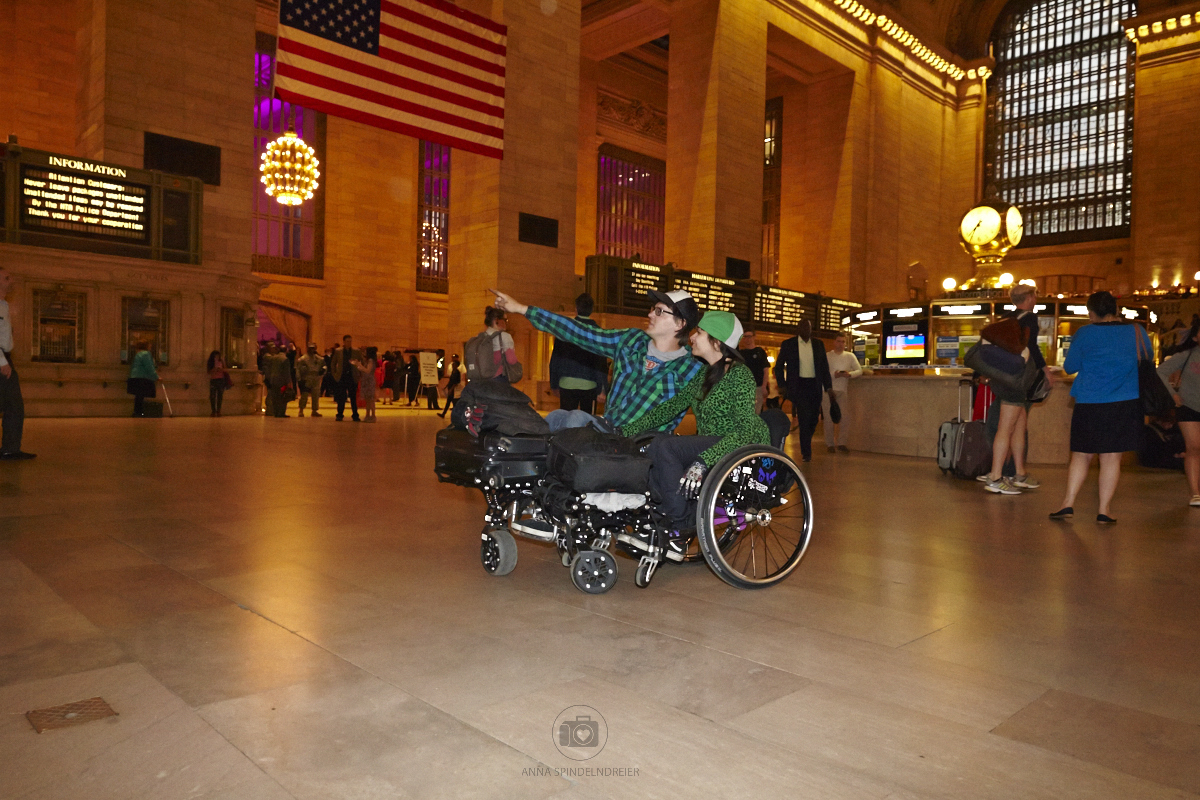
[26,697,118,733]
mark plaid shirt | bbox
[527,307,702,430]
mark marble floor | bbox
[2,409,1199,799]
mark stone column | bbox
[666,0,767,277]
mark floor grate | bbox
[26,697,118,733]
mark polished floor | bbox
[2,408,1199,799]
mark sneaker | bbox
[1011,474,1040,489]
[664,530,695,562]
[976,474,992,482]
[984,478,1021,495]
[1190,496,1200,507]
[616,528,655,553]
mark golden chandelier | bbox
[259,127,319,206]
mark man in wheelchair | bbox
[617,311,771,560]
[489,287,703,434]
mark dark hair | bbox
[135,341,149,351]
[1179,321,1200,352]
[1086,290,1118,319]
[365,346,378,360]
[699,335,746,400]
[207,350,221,371]
[485,306,506,327]
[575,293,594,317]
[343,334,352,342]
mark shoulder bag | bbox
[1136,324,1174,417]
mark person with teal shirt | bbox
[126,341,159,417]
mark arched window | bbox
[986,0,1136,246]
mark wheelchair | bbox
[434,414,813,594]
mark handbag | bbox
[980,317,1028,355]
[1026,369,1051,403]
[223,372,234,390]
[1135,324,1174,417]
[281,384,298,402]
[827,394,842,424]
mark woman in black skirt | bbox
[1051,291,1152,524]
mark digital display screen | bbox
[885,334,925,360]
[672,270,754,320]
[21,163,150,242]
[753,286,817,332]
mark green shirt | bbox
[621,363,771,466]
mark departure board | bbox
[753,286,817,333]
[21,163,150,242]
[671,270,754,319]
[819,297,861,331]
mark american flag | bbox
[276,0,506,159]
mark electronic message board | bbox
[671,270,754,320]
[753,285,817,332]
[21,162,150,242]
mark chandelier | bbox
[260,126,320,206]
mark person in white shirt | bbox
[822,332,862,453]
[0,268,33,459]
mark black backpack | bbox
[451,378,549,437]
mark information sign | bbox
[936,336,960,358]
[671,270,753,320]
[20,163,150,242]
[418,351,441,385]
[753,286,816,332]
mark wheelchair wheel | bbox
[695,446,812,589]
[570,550,618,594]
[481,527,518,576]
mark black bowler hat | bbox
[647,289,700,329]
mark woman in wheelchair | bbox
[618,311,771,561]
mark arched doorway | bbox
[257,302,311,347]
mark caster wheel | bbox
[634,559,656,588]
[481,527,518,576]
[558,546,572,567]
[570,550,617,594]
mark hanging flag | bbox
[276,0,506,159]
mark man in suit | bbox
[331,334,362,421]
[773,319,833,462]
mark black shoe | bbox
[335,415,344,421]
[664,530,695,562]
[352,416,361,422]
[802,456,812,463]
[1049,507,1073,520]
[1096,514,1117,524]
[0,451,36,460]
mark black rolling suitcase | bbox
[434,427,549,488]
[937,379,990,479]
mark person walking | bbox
[0,268,33,459]
[207,350,228,416]
[382,352,397,405]
[405,354,421,406]
[127,341,159,417]
[357,346,379,422]
[296,342,325,417]
[1157,321,1200,506]
[548,293,609,415]
[822,332,862,453]
[261,341,293,418]
[1050,291,1151,524]
[738,329,770,413]
[439,355,462,418]
[774,319,834,462]
[331,335,361,421]
[490,288,702,433]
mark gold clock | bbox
[959,201,1024,288]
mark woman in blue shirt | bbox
[1051,291,1152,523]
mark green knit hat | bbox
[697,310,744,349]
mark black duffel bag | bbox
[547,426,651,494]
[451,378,550,437]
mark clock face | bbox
[960,206,1002,246]
[1006,206,1024,247]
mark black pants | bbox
[209,379,225,414]
[133,394,146,416]
[559,387,599,416]
[406,377,419,404]
[0,358,23,453]
[335,376,359,419]
[425,386,440,410]
[789,378,821,460]
[440,385,457,416]
[648,435,721,529]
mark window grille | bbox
[986,0,1137,246]
[762,97,782,286]
[220,308,247,369]
[122,297,170,365]
[596,144,665,265]
[32,290,86,363]
[253,37,326,279]
[418,140,450,294]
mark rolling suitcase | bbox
[434,427,549,488]
[938,379,990,479]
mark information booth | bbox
[929,301,992,365]
[995,300,1053,364]
[845,308,882,364]
[880,305,929,365]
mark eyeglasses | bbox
[650,306,679,318]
